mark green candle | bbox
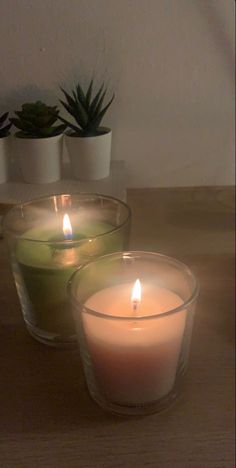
[16,218,125,343]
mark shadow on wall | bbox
[0,84,58,114]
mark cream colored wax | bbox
[83,283,186,405]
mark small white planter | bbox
[14,134,63,184]
[0,135,11,184]
[65,129,112,180]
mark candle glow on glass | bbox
[131,278,141,311]
[63,214,73,240]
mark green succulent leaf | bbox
[0,123,12,137]
[59,78,114,135]
[60,100,75,116]
[89,94,114,130]
[72,90,77,101]
[89,83,104,118]
[60,88,77,109]
[11,101,65,137]
[38,127,56,137]
[85,79,93,108]
[0,112,9,127]
[52,123,67,135]
[76,83,87,107]
[73,102,88,129]
[60,100,84,129]
[60,99,88,130]
[57,115,80,133]
[0,112,12,137]
[91,89,106,119]
[10,117,27,131]
[15,111,24,119]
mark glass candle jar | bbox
[3,193,131,347]
[69,251,199,415]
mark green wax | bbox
[16,222,125,337]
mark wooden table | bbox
[0,187,235,468]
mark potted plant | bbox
[11,101,66,184]
[59,79,114,180]
[0,112,12,183]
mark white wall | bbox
[0,0,234,187]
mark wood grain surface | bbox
[0,187,235,468]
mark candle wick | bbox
[132,301,138,312]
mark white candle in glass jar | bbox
[83,281,186,405]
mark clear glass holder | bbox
[3,193,131,347]
[69,251,199,415]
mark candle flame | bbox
[131,279,141,310]
[63,213,72,240]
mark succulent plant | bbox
[59,79,114,136]
[0,112,12,138]
[11,101,67,138]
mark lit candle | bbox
[63,213,73,240]
[82,280,186,405]
[52,214,79,266]
[131,278,141,311]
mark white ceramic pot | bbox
[65,129,112,180]
[14,134,63,184]
[0,135,11,184]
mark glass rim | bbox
[2,192,131,245]
[68,250,200,321]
